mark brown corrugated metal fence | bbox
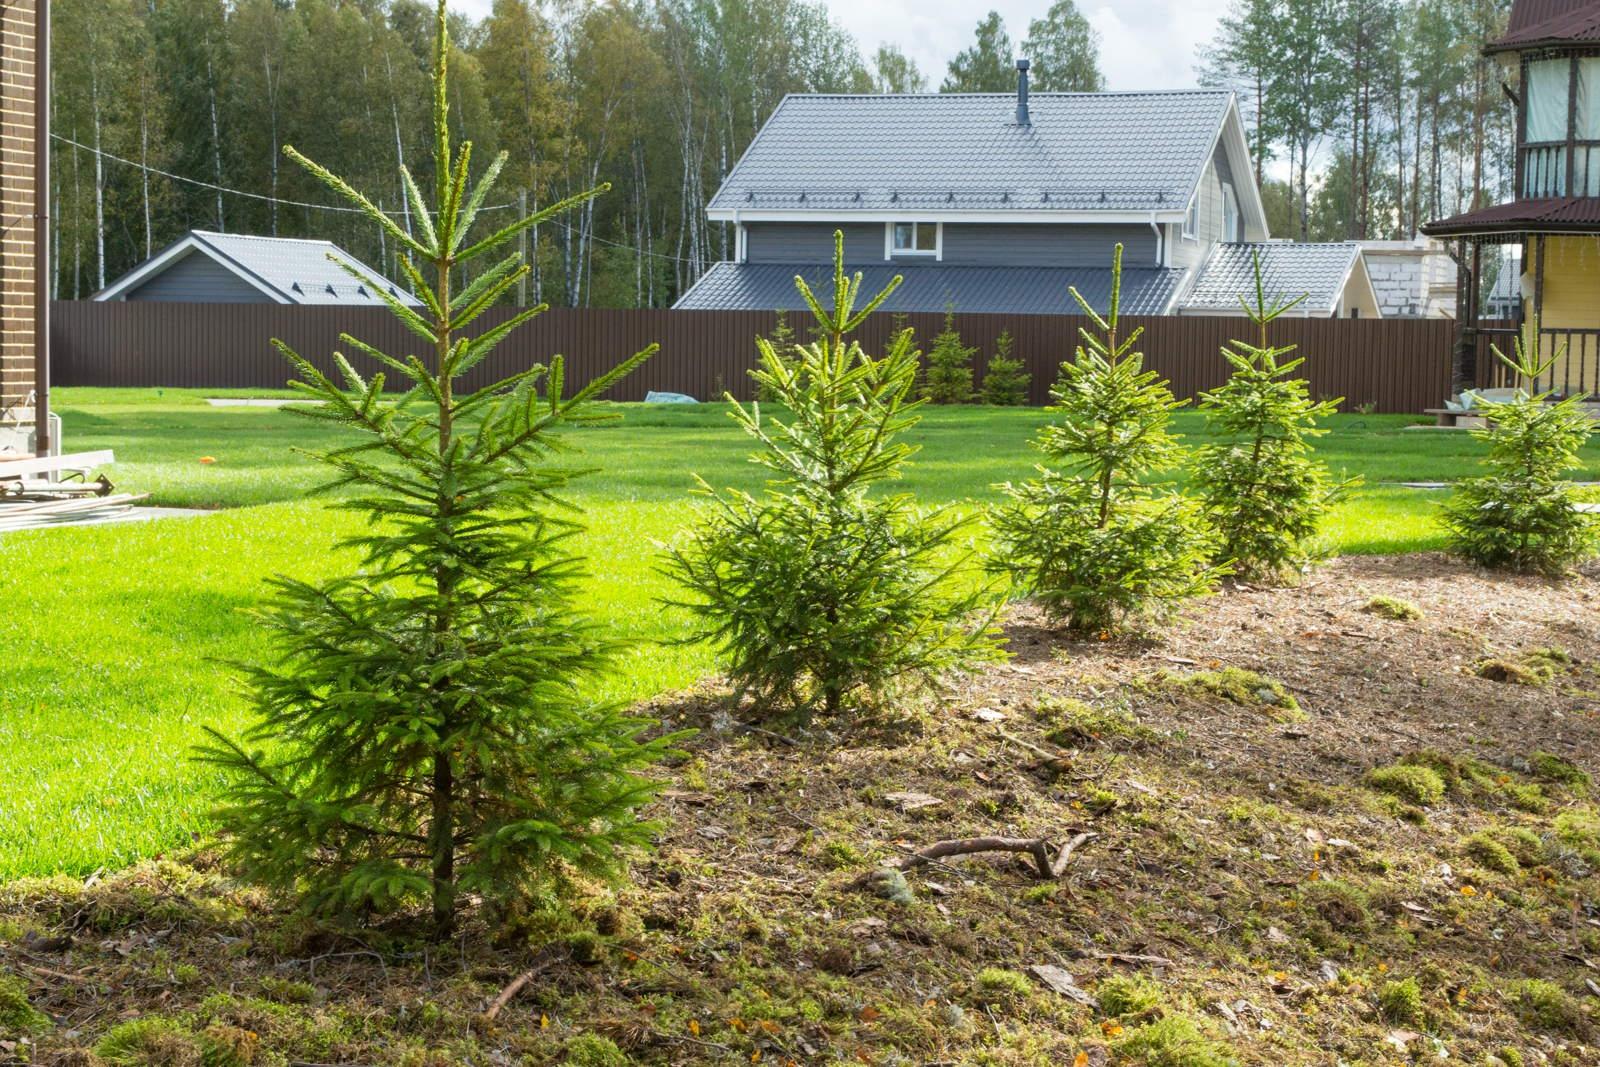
[49,302,1457,413]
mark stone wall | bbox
[1360,238,1457,319]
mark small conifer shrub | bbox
[198,0,678,939]
[921,306,978,403]
[665,233,1001,718]
[1192,252,1352,578]
[990,244,1223,634]
[981,329,1030,405]
[1443,327,1599,574]
[755,310,798,403]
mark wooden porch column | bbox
[1451,237,1479,396]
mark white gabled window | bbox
[1183,195,1199,239]
[1222,182,1240,242]
[889,221,939,257]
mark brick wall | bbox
[0,0,37,442]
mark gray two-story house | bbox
[675,64,1378,318]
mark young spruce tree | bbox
[991,244,1222,634]
[198,0,677,939]
[665,233,1000,719]
[981,328,1030,406]
[1443,327,1599,574]
[921,306,978,403]
[1192,253,1352,578]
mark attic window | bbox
[890,221,938,256]
[1183,195,1199,239]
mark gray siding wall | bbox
[940,223,1155,266]
[744,223,884,264]
[124,250,273,303]
[1172,141,1237,271]
[744,221,1155,267]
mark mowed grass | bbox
[5,386,1600,879]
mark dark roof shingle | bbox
[1422,197,1600,236]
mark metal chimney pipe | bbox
[1015,59,1031,126]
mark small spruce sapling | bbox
[981,329,1030,406]
[1191,252,1354,578]
[665,232,1002,718]
[197,0,679,940]
[990,244,1223,634]
[755,310,798,403]
[921,306,978,403]
[1442,326,1599,574]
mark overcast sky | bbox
[832,1,1233,92]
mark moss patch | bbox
[1036,695,1157,749]
[1476,648,1574,687]
[1510,979,1588,1036]
[1378,977,1424,1025]
[1114,1014,1238,1067]
[1364,595,1423,620]
[1152,667,1300,714]
[1366,764,1447,807]
[0,970,51,1036]
[1096,973,1163,1019]
[1464,831,1521,875]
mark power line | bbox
[51,132,717,267]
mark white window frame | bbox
[885,221,942,259]
[1182,194,1199,241]
[1222,181,1240,242]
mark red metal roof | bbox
[1488,0,1600,52]
[1422,196,1600,235]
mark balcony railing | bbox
[1478,326,1600,397]
[1519,142,1600,198]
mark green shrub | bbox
[194,0,677,940]
[0,971,50,1036]
[1114,1014,1238,1067]
[980,329,1030,406]
[755,311,799,403]
[1364,595,1423,620]
[1510,978,1587,1035]
[1192,254,1351,579]
[666,235,1001,717]
[1378,977,1424,1024]
[1443,328,1599,574]
[991,245,1222,634]
[1096,973,1163,1018]
[921,306,977,404]
[1367,764,1446,807]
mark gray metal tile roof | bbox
[708,91,1234,214]
[191,230,419,305]
[673,261,1185,316]
[1182,242,1361,315]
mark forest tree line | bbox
[51,0,1510,306]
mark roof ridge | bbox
[788,88,1232,100]
[192,229,337,247]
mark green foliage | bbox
[1443,330,1600,574]
[1097,973,1163,1018]
[1367,764,1446,807]
[1114,1015,1239,1067]
[565,1033,630,1066]
[0,971,51,1036]
[95,1017,200,1065]
[1299,878,1371,929]
[1530,751,1590,791]
[980,329,1030,406]
[1510,979,1587,1035]
[942,11,1015,92]
[665,233,1001,717]
[1364,595,1423,620]
[196,2,677,939]
[921,307,977,404]
[1464,832,1521,875]
[755,311,799,403]
[1192,253,1351,578]
[1155,667,1298,712]
[1378,977,1424,1025]
[990,244,1223,634]
[974,967,1033,1002]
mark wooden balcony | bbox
[1519,142,1600,198]
[1478,325,1600,397]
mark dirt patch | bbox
[6,553,1600,1065]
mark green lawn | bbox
[4,387,1597,880]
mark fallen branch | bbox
[897,831,1096,879]
[1088,950,1175,967]
[483,949,563,1021]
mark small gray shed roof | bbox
[96,230,420,305]
[708,90,1234,216]
[673,261,1186,316]
[1182,242,1365,315]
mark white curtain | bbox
[1579,58,1600,139]
[1528,59,1570,142]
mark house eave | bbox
[706,207,1189,225]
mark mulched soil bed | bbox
[6,552,1600,1066]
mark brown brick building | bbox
[0,0,46,456]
